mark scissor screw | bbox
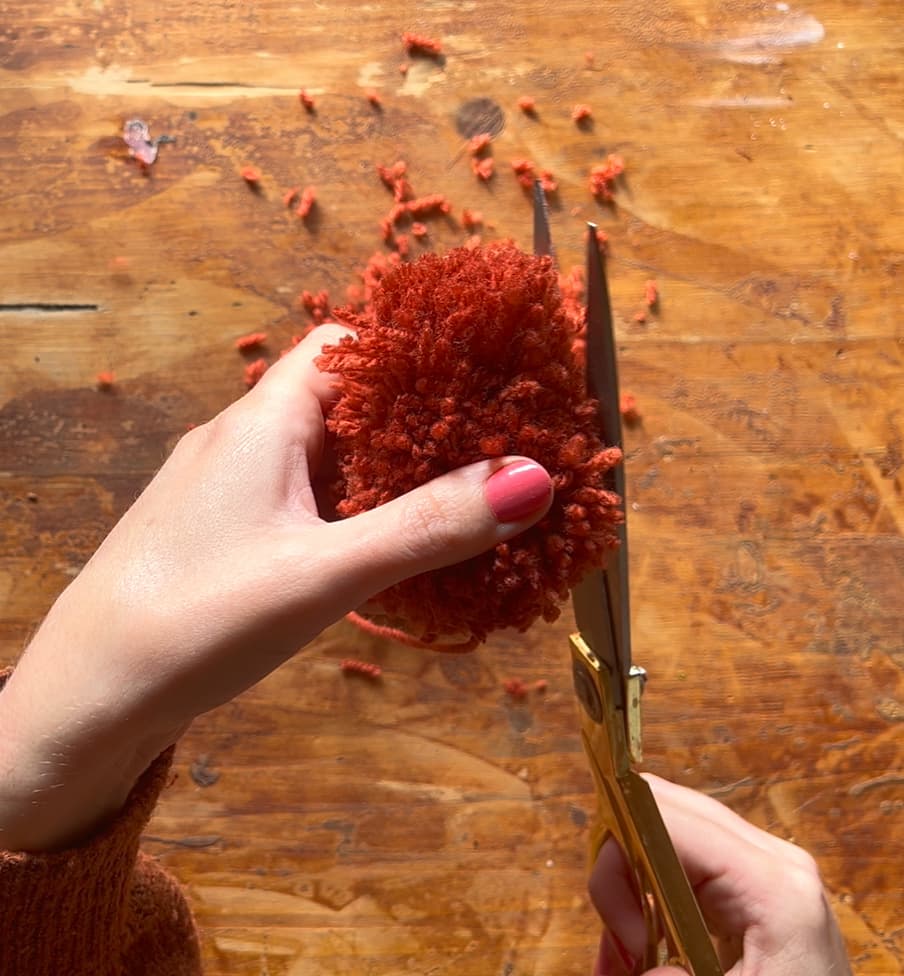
[572,658,603,723]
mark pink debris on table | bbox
[122,119,158,166]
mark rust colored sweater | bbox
[0,670,202,975]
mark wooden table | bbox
[2,1,902,972]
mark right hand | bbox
[588,774,852,976]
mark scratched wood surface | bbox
[1,0,902,972]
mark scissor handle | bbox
[571,635,724,976]
[588,767,724,975]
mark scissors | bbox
[532,182,723,975]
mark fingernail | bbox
[485,460,552,523]
[610,931,636,973]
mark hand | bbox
[589,775,852,976]
[0,324,553,851]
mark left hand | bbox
[0,323,553,851]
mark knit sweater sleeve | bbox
[0,669,203,976]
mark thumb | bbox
[326,457,553,600]
[593,931,689,976]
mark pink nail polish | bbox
[485,460,552,523]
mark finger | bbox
[643,774,814,869]
[594,929,687,976]
[588,839,647,963]
[588,840,717,971]
[646,779,846,973]
[627,777,794,942]
[595,931,621,976]
[643,775,783,895]
[254,321,355,410]
[245,322,355,476]
[587,790,755,959]
[590,778,840,975]
[589,834,723,973]
[592,931,605,976]
[323,456,553,602]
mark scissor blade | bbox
[572,571,626,710]
[532,180,553,257]
[585,224,624,473]
[574,225,632,694]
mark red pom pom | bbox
[317,243,622,647]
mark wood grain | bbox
[1,1,902,973]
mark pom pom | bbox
[317,242,623,647]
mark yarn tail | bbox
[346,611,479,654]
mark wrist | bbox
[0,690,182,852]
[0,624,185,852]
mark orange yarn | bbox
[317,242,623,647]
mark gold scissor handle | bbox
[571,634,723,976]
